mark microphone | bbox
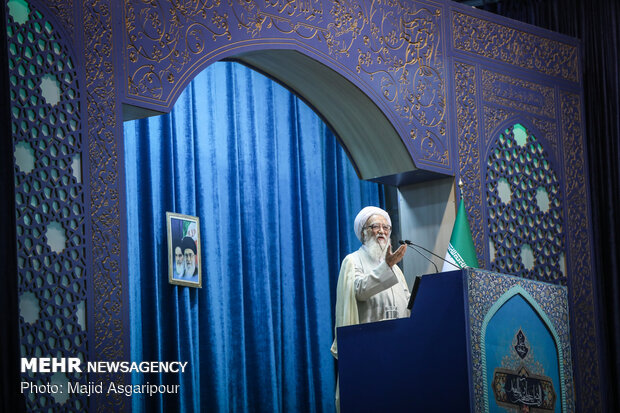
[400,240,462,270]
[399,240,438,273]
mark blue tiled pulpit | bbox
[337,269,575,413]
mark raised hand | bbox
[385,243,407,267]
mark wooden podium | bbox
[337,269,575,413]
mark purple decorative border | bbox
[560,90,600,413]
[121,0,452,173]
[81,0,128,411]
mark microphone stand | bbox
[399,240,438,273]
[401,240,462,270]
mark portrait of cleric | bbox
[166,212,202,287]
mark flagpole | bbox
[442,178,479,271]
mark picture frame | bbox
[166,212,202,288]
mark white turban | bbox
[354,206,391,242]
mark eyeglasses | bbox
[365,224,392,232]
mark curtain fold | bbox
[124,62,384,412]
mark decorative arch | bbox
[125,47,419,181]
[480,285,568,413]
[483,120,565,284]
[121,0,453,180]
[483,115,561,174]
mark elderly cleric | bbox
[330,206,411,357]
[330,206,411,410]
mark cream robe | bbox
[330,245,411,359]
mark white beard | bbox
[175,262,184,275]
[364,235,389,262]
[185,260,196,277]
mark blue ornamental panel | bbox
[486,123,566,285]
[467,271,574,413]
[7,0,88,410]
[485,294,562,413]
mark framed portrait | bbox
[166,212,202,288]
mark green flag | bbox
[442,199,479,271]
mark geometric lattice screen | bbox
[486,123,566,286]
[8,0,88,410]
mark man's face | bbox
[184,248,196,275]
[364,215,391,247]
[174,246,184,267]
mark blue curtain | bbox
[123,61,384,412]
